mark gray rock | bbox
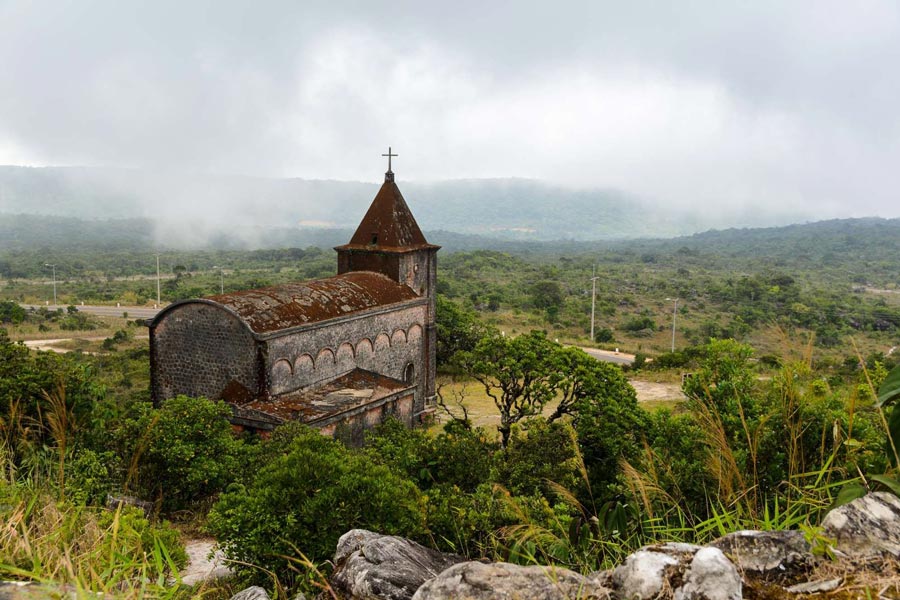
[412,561,612,600]
[230,586,271,600]
[711,529,814,582]
[785,578,842,594]
[673,547,741,600]
[331,529,464,600]
[611,543,701,600]
[106,493,154,518]
[821,491,900,558]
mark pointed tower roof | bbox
[336,177,438,253]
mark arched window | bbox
[404,362,416,385]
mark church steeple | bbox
[343,179,433,250]
[334,154,440,406]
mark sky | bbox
[1,0,899,219]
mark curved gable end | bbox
[202,271,420,335]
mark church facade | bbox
[148,166,438,441]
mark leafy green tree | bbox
[207,424,424,586]
[0,301,26,324]
[457,330,563,447]
[435,295,491,368]
[0,329,101,453]
[530,280,564,320]
[682,339,756,414]
[547,346,635,422]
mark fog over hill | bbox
[0,166,821,247]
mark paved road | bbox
[21,304,162,319]
[579,346,635,366]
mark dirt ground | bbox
[628,379,686,403]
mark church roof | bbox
[335,179,438,252]
[202,271,421,334]
[236,368,412,427]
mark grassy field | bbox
[433,373,685,435]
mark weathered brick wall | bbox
[151,302,258,402]
[318,392,414,446]
[265,303,427,412]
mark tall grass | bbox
[0,384,193,598]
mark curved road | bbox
[578,346,635,366]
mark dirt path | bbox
[22,336,148,353]
[629,379,685,403]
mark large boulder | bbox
[610,543,740,600]
[711,529,815,583]
[673,547,741,600]
[821,492,900,559]
[412,561,612,600]
[330,530,464,600]
[610,543,700,600]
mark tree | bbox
[547,346,637,423]
[0,300,26,324]
[436,295,492,368]
[530,280,564,320]
[457,331,563,447]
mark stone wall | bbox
[318,391,414,445]
[150,302,259,403]
[264,304,427,413]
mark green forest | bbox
[1,215,900,597]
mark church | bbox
[148,154,439,441]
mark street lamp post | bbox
[212,266,224,294]
[44,263,57,306]
[665,297,679,352]
[589,265,599,343]
[154,253,161,306]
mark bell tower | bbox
[334,148,440,405]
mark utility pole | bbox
[212,266,224,294]
[154,253,161,306]
[44,263,57,306]
[590,265,599,343]
[666,297,679,352]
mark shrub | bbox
[622,316,656,332]
[207,425,425,587]
[594,327,615,343]
[494,419,581,500]
[113,396,241,512]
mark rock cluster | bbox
[226,492,900,600]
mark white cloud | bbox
[1,0,900,220]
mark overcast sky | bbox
[1,0,899,218]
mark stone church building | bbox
[149,165,438,440]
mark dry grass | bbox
[7,314,134,342]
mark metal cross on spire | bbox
[382,146,398,182]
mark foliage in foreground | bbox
[0,479,187,597]
[206,424,426,588]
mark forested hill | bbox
[2,211,899,268]
[0,165,803,242]
[614,217,900,260]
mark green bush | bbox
[113,395,241,512]
[622,316,656,332]
[65,449,115,506]
[207,424,425,586]
[594,327,615,343]
[494,419,581,500]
